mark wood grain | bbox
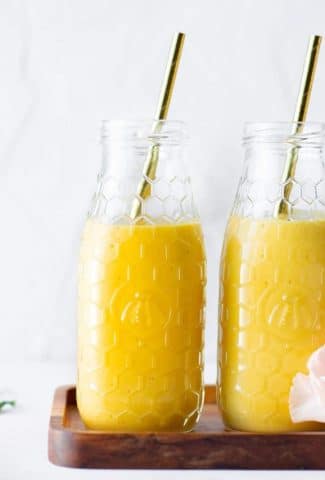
[48,385,325,469]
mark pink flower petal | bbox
[289,345,325,423]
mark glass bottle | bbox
[218,122,325,432]
[77,120,206,432]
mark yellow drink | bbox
[218,215,325,432]
[77,219,206,431]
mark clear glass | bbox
[77,120,206,432]
[218,122,325,432]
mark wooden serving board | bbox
[48,385,325,469]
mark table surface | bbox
[1,361,325,480]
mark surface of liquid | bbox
[218,215,325,432]
[77,219,206,431]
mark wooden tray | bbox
[48,385,325,469]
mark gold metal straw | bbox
[130,32,185,220]
[276,35,322,217]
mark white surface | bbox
[2,360,325,479]
[2,0,325,363]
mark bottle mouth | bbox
[243,121,325,146]
[101,119,187,145]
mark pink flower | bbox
[289,345,325,423]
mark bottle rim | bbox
[101,119,187,145]
[243,121,325,146]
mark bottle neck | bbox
[88,120,199,225]
[234,122,325,220]
[100,119,187,178]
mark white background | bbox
[2,0,325,478]
[4,0,325,366]
[0,0,325,361]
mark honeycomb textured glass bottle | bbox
[77,120,206,431]
[218,122,325,433]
